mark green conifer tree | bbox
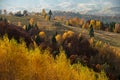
[26,24,32,31]
[0,17,3,21]
[89,24,94,38]
[48,10,52,20]
[52,32,57,43]
[35,35,41,45]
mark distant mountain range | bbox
[105,7,120,16]
[82,7,120,16]
[53,10,120,23]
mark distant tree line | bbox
[41,9,53,21]
[14,10,28,17]
[0,9,7,15]
[0,9,29,17]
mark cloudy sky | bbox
[0,0,120,14]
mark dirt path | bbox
[94,30,120,47]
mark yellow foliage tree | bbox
[90,20,96,29]
[29,18,34,26]
[42,9,47,18]
[55,34,62,44]
[68,19,73,25]
[39,31,46,39]
[67,30,75,37]
[79,18,85,26]
[96,20,101,30]
[66,20,69,26]
[62,32,68,40]
[45,15,50,21]
[84,22,90,29]
[62,31,75,40]
[95,41,102,47]
[73,17,80,26]
[18,21,22,26]
[90,20,95,25]
[114,23,120,33]
[23,25,26,30]
[68,17,80,27]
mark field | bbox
[0,14,120,80]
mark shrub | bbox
[23,25,27,30]
[18,21,22,26]
[62,32,68,40]
[29,18,34,26]
[39,31,46,39]
[55,34,62,44]
[62,31,75,40]
[114,23,120,33]
[67,30,75,37]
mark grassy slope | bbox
[1,14,120,49]
[1,14,120,79]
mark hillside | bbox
[62,24,120,48]
[0,14,120,79]
[1,15,120,48]
[0,35,109,80]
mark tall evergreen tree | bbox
[89,24,94,38]
[23,10,28,16]
[26,24,32,32]
[48,10,52,20]
[0,17,3,21]
[109,22,115,32]
[35,35,41,45]
[3,18,7,23]
[52,32,57,43]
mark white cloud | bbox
[95,1,114,15]
[58,2,71,8]
[75,0,116,14]
[77,3,96,11]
